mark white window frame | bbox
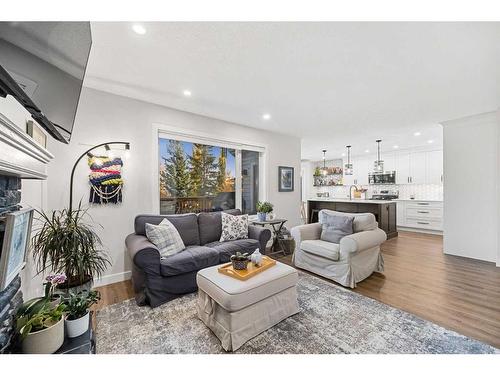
[151,123,267,214]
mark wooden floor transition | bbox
[94,231,500,349]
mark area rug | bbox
[95,272,498,354]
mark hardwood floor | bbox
[94,231,500,348]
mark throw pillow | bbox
[220,212,249,242]
[320,215,354,244]
[145,219,185,258]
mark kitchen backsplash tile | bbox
[313,183,443,201]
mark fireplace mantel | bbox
[0,112,54,179]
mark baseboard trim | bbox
[397,226,443,235]
[94,270,132,287]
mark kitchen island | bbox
[307,198,398,239]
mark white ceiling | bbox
[85,22,500,160]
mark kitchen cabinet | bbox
[426,150,443,185]
[382,153,396,172]
[396,200,443,232]
[354,158,371,185]
[395,152,411,184]
[410,152,427,184]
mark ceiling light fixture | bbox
[393,145,399,149]
[365,149,370,153]
[344,146,353,176]
[183,90,192,97]
[262,113,271,120]
[414,132,421,136]
[132,24,147,35]
[374,140,384,173]
[427,139,434,144]
[321,150,328,176]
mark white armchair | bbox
[291,210,386,288]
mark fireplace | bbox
[0,111,53,353]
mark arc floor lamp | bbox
[69,141,130,212]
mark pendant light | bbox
[344,145,353,175]
[374,139,384,173]
[321,149,328,175]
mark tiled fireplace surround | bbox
[0,111,53,353]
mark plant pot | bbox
[21,316,64,354]
[232,259,249,270]
[65,311,90,338]
[257,212,267,222]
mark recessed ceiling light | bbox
[427,139,434,144]
[393,145,399,149]
[341,153,346,157]
[262,113,271,120]
[414,132,421,136]
[132,24,146,35]
[365,149,370,153]
[183,90,192,97]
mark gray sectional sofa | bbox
[125,209,271,307]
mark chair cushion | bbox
[198,209,241,245]
[196,261,298,311]
[220,212,249,242]
[135,213,200,246]
[320,215,354,244]
[319,210,377,233]
[160,246,219,276]
[300,239,340,261]
[205,238,260,263]
[145,219,185,257]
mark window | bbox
[157,130,265,215]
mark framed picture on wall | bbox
[278,166,294,192]
[0,208,34,291]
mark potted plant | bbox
[230,252,250,270]
[64,290,101,338]
[256,201,273,222]
[31,204,110,294]
[16,300,66,354]
[44,273,67,308]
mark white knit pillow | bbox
[145,219,185,258]
[220,213,249,242]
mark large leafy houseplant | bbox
[31,204,110,289]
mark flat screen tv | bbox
[0,22,92,143]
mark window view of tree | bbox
[159,139,236,214]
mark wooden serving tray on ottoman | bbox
[218,256,276,281]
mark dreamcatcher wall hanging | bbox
[87,154,124,204]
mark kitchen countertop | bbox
[308,198,395,205]
[393,199,443,202]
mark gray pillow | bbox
[145,219,185,258]
[320,215,354,244]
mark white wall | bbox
[442,111,499,265]
[43,87,301,286]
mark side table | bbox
[251,218,287,256]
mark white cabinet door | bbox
[354,157,371,185]
[426,150,443,184]
[383,153,396,173]
[396,201,406,226]
[395,153,411,184]
[410,152,426,184]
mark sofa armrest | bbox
[125,234,161,276]
[339,228,387,256]
[290,223,322,251]
[248,225,272,253]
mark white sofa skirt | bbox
[197,286,300,351]
[293,246,384,288]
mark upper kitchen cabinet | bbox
[395,152,411,184]
[410,152,427,184]
[426,150,443,184]
[353,157,371,185]
[382,153,396,172]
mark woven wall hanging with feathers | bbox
[88,154,124,204]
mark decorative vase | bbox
[250,249,263,266]
[65,311,90,338]
[232,259,249,270]
[22,316,64,354]
[257,212,267,222]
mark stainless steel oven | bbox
[369,171,396,185]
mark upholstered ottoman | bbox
[196,261,299,351]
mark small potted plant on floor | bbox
[64,290,101,338]
[256,201,273,222]
[230,252,250,270]
[16,300,66,354]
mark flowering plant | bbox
[44,273,67,301]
